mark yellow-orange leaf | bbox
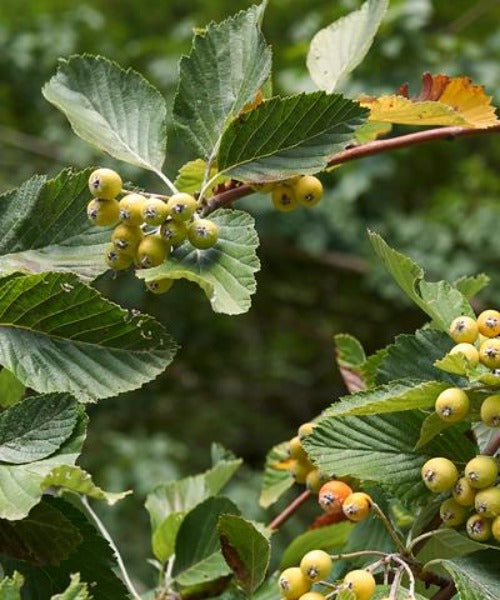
[271,458,295,471]
[438,77,498,129]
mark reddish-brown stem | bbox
[430,582,457,600]
[268,490,312,530]
[205,123,500,213]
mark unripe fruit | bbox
[300,549,332,582]
[86,198,120,226]
[466,514,492,541]
[112,224,143,255]
[146,278,174,295]
[168,193,197,222]
[298,422,317,439]
[474,486,500,518]
[318,480,353,514]
[449,316,479,344]
[136,236,169,269]
[105,244,133,271]
[342,492,372,522]
[294,175,323,207]
[88,168,122,199]
[119,193,147,226]
[453,477,476,506]
[161,220,187,246]
[480,395,500,428]
[439,498,468,527]
[434,388,470,423]
[479,339,500,370]
[305,469,328,493]
[449,343,479,366]
[343,570,376,600]
[272,185,298,212]
[278,568,310,599]
[142,198,169,226]
[421,457,459,493]
[187,219,219,249]
[298,593,326,600]
[492,515,500,541]
[465,456,498,489]
[289,436,307,461]
[291,460,314,484]
[477,309,500,338]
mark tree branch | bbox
[268,489,312,530]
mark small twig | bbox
[371,502,407,555]
[431,582,457,600]
[391,555,416,599]
[407,529,447,554]
[154,168,179,195]
[329,550,388,561]
[80,496,142,600]
[268,489,312,530]
[389,567,403,600]
[121,188,170,201]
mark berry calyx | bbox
[477,309,500,338]
[343,569,376,600]
[88,168,122,199]
[421,457,458,493]
[439,498,468,527]
[480,394,500,428]
[272,185,298,212]
[161,220,187,246]
[294,175,323,207]
[299,549,332,581]
[449,316,479,344]
[318,480,353,514]
[466,514,492,541]
[479,339,500,370]
[168,193,197,222]
[142,197,169,226]
[449,343,480,366]
[105,244,133,271]
[342,492,372,522]
[474,486,500,518]
[112,224,143,255]
[187,219,219,249]
[452,477,476,506]
[86,198,120,226]
[136,235,169,269]
[278,568,310,599]
[288,436,308,461]
[119,193,147,226]
[434,387,470,423]
[465,456,498,489]
[298,422,317,440]
[146,278,174,295]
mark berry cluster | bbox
[86,168,219,294]
[448,310,500,370]
[434,388,499,427]
[279,550,376,600]
[421,455,499,541]
[286,422,326,490]
[318,481,372,523]
[254,175,324,212]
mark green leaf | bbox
[217,93,367,183]
[454,274,490,299]
[152,512,185,563]
[359,348,388,388]
[369,232,473,331]
[354,121,392,144]
[416,529,496,567]
[43,55,167,173]
[0,410,87,520]
[323,380,448,417]
[0,272,177,401]
[280,522,353,568]
[0,499,82,566]
[174,160,228,197]
[372,586,427,600]
[303,411,476,507]
[435,552,500,600]
[0,169,110,282]
[414,411,453,450]
[42,465,130,505]
[218,515,270,597]
[2,497,129,599]
[0,394,78,464]
[335,334,366,367]
[0,572,23,600]
[259,442,294,508]
[173,4,272,159]
[0,370,25,409]
[173,497,240,587]
[137,209,260,315]
[51,574,91,600]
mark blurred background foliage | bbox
[1,0,499,590]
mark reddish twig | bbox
[430,582,457,600]
[268,490,312,530]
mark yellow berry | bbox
[278,568,310,599]
[465,456,498,489]
[119,193,147,226]
[136,236,169,269]
[439,498,468,527]
[168,193,197,222]
[291,459,314,484]
[421,457,458,493]
[86,198,120,226]
[142,197,170,226]
[477,310,500,338]
[187,219,219,249]
[288,436,307,461]
[305,469,328,494]
[466,514,492,541]
[300,549,332,582]
[452,477,476,507]
[342,492,372,522]
[492,515,500,541]
[343,570,376,600]
[474,486,500,518]
[479,339,500,370]
[161,220,188,246]
[112,224,143,255]
[146,278,174,295]
[88,168,122,199]
[272,185,298,212]
[105,244,133,271]
[449,343,479,367]
[298,594,326,600]
[294,175,323,208]
[434,388,470,423]
[480,395,500,428]
[449,316,479,344]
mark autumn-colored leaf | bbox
[240,89,265,114]
[271,457,295,471]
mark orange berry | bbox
[318,480,353,514]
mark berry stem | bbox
[391,555,416,600]
[267,489,311,530]
[121,188,170,201]
[328,550,388,561]
[371,502,407,555]
[407,529,447,553]
[154,169,180,195]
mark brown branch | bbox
[430,582,457,600]
[483,430,500,456]
[205,123,500,213]
[268,490,312,530]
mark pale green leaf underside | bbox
[259,441,294,508]
[0,394,78,464]
[152,512,185,563]
[0,571,24,599]
[137,209,260,315]
[454,274,490,299]
[42,465,130,505]
[218,92,367,183]
[43,55,167,172]
[0,272,177,401]
[0,169,109,282]
[307,0,389,92]
[51,574,91,600]
[0,412,86,520]
[174,160,229,197]
[173,4,272,159]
